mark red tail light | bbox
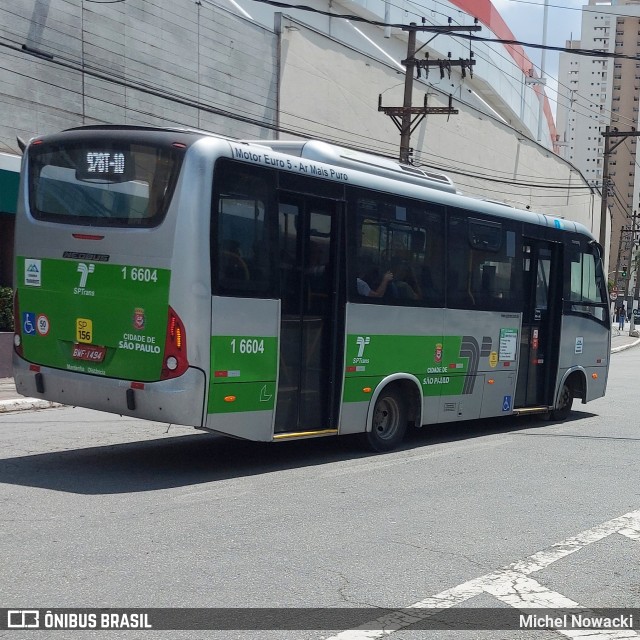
[13,290,23,357]
[161,306,188,379]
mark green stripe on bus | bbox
[343,333,468,401]
[208,381,277,413]
[209,335,278,413]
[16,256,170,381]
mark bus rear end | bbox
[13,127,207,426]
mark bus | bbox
[12,125,611,451]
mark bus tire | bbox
[551,382,573,421]
[364,388,407,452]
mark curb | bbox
[0,398,62,413]
[611,337,640,353]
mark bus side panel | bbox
[556,314,609,402]
[479,371,518,418]
[205,296,279,441]
[436,309,520,423]
[342,305,521,427]
[341,303,444,434]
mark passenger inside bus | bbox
[388,259,421,300]
[356,265,394,298]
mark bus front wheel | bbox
[364,388,407,452]
[551,382,573,421]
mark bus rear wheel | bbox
[364,388,407,452]
[551,382,573,421]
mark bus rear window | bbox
[28,141,184,227]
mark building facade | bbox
[557,0,640,301]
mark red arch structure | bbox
[449,0,558,146]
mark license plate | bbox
[72,344,106,363]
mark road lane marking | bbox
[325,508,640,640]
[484,575,637,639]
[618,527,640,542]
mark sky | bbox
[490,0,586,117]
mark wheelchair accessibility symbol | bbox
[22,312,36,336]
[502,395,512,412]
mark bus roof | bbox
[242,140,457,194]
[43,125,596,242]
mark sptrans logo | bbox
[353,336,370,364]
[75,263,95,296]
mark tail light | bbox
[161,306,188,379]
[13,290,23,357]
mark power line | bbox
[499,0,640,20]
[415,158,594,190]
[245,0,640,60]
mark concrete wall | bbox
[0,0,279,150]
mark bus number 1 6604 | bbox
[230,338,265,354]
[121,267,158,283]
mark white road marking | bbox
[326,509,640,640]
[484,575,637,639]
[618,527,640,542]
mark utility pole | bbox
[600,125,612,252]
[599,127,640,256]
[625,210,638,301]
[378,21,481,164]
[614,224,626,291]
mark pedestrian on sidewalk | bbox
[617,305,626,331]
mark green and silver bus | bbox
[13,126,611,451]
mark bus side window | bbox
[566,241,608,322]
[448,213,521,311]
[213,161,274,296]
[349,191,444,306]
[447,215,474,308]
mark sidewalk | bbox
[0,376,60,413]
[2,332,639,414]
[610,325,640,352]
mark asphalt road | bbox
[0,348,639,639]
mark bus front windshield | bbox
[28,140,184,227]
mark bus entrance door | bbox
[275,195,341,434]
[515,239,562,409]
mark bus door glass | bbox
[275,195,340,432]
[516,240,561,407]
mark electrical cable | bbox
[243,0,640,60]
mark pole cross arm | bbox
[378,106,459,115]
[413,59,477,69]
[378,94,458,132]
[602,129,640,154]
[409,57,476,80]
[401,24,482,33]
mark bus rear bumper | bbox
[13,356,206,427]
